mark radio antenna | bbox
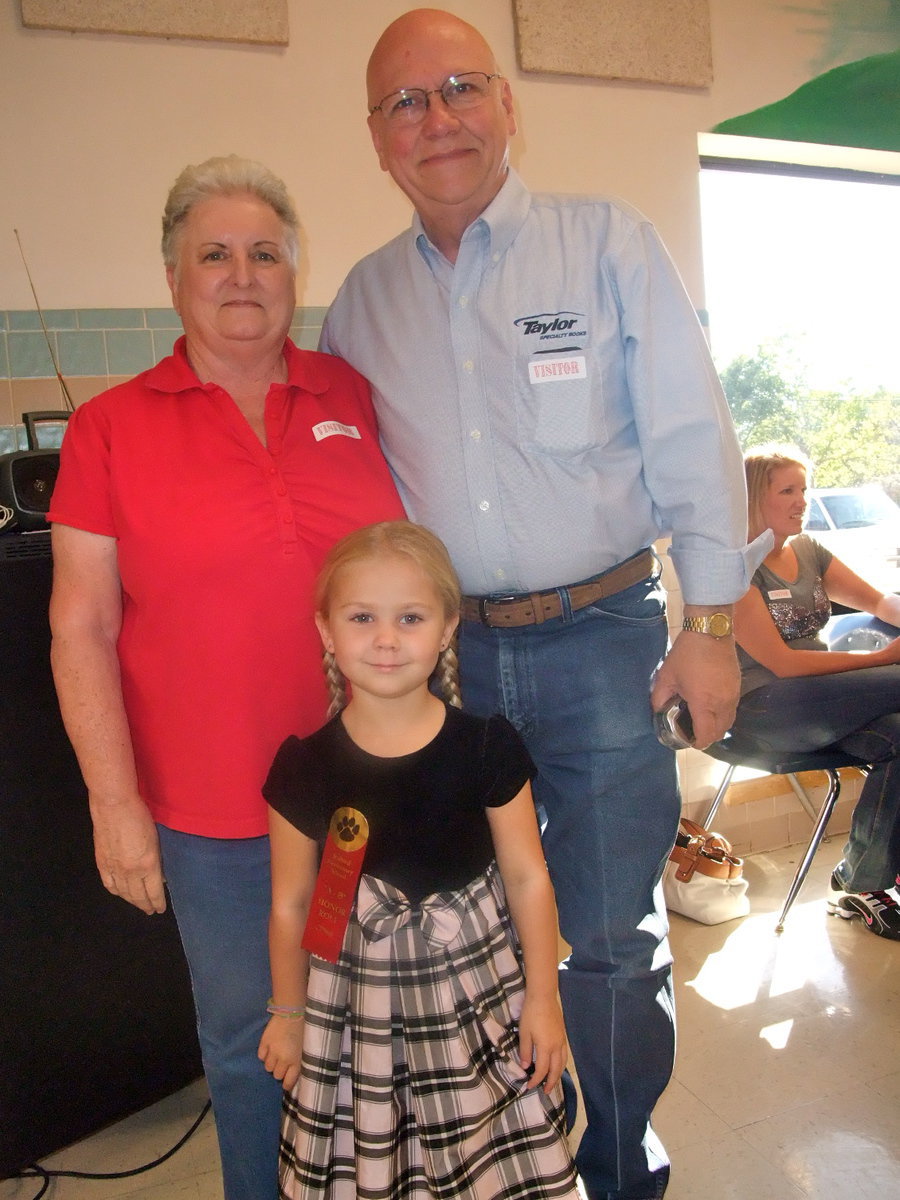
[13,228,75,412]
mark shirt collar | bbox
[146,334,331,396]
[412,168,531,268]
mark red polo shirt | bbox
[49,338,405,837]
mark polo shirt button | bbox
[459,296,468,307]
[463,360,474,373]
[470,429,481,440]
[478,500,490,512]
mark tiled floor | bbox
[3,845,899,1200]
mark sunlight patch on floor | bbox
[685,895,845,1011]
[759,1018,793,1049]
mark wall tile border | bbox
[0,306,326,444]
[0,307,326,381]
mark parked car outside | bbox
[805,484,900,594]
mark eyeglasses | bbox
[369,72,503,124]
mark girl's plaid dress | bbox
[279,865,578,1199]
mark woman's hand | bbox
[873,636,900,666]
[258,1015,305,1092]
[90,791,166,915]
[518,994,568,1093]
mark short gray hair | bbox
[161,154,300,272]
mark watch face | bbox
[708,613,732,637]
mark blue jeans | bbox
[732,665,900,891]
[157,826,282,1200]
[459,570,678,1200]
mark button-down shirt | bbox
[321,170,765,602]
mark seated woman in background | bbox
[732,445,900,940]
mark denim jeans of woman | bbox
[157,826,282,1200]
[459,572,678,1200]
[732,665,900,891]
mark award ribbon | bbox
[301,807,369,963]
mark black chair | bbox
[701,613,896,932]
[702,734,866,933]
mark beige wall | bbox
[1,0,834,311]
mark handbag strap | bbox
[670,818,744,883]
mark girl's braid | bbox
[435,638,462,709]
[322,649,349,719]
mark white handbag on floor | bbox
[663,818,750,925]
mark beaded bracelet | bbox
[266,998,304,1020]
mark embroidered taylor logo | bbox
[313,421,361,442]
[514,310,587,350]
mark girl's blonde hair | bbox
[316,521,462,717]
[744,443,811,539]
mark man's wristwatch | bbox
[682,612,733,639]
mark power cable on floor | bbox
[12,1099,212,1199]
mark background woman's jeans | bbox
[459,573,678,1200]
[732,665,900,892]
[157,826,282,1200]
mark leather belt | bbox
[460,549,656,628]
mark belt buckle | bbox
[479,594,519,625]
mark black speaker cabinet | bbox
[0,541,203,1178]
[0,450,60,531]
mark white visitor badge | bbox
[312,421,361,442]
[527,355,587,385]
[768,589,793,600]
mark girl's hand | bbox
[518,994,568,1093]
[257,1015,304,1092]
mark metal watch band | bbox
[682,612,733,638]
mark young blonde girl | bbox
[258,520,578,1199]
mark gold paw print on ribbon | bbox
[328,807,369,853]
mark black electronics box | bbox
[0,411,68,532]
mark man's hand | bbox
[90,793,166,915]
[650,629,739,750]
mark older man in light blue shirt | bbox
[321,11,767,1199]
[323,167,756,603]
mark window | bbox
[698,137,900,591]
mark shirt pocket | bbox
[515,346,608,457]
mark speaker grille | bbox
[0,451,60,531]
[0,531,52,561]
[16,456,59,511]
